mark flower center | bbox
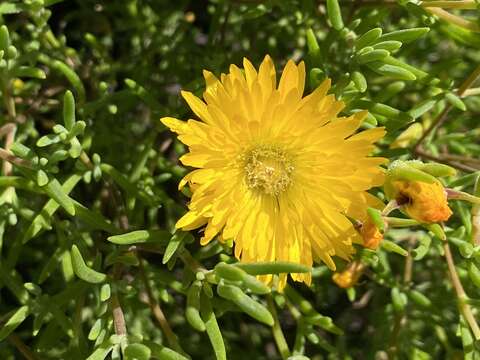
[243,146,294,195]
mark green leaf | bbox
[233,261,311,275]
[304,313,343,335]
[391,287,408,312]
[43,178,76,216]
[445,92,466,111]
[306,28,321,63]
[71,245,107,284]
[217,282,273,326]
[13,66,46,79]
[380,27,430,43]
[100,284,111,302]
[351,71,367,93]
[372,40,402,52]
[144,341,189,360]
[382,56,428,79]
[355,28,382,49]
[22,174,82,245]
[381,240,408,256]
[36,170,49,187]
[37,134,61,147]
[0,25,9,51]
[326,0,343,30]
[201,297,226,360]
[0,306,30,341]
[63,90,76,130]
[412,234,432,260]
[355,49,390,64]
[215,262,246,282]
[367,207,385,231]
[468,262,480,288]
[186,280,206,332]
[107,229,170,245]
[162,232,188,264]
[86,341,113,360]
[46,58,86,103]
[408,99,437,119]
[88,319,103,341]
[124,344,151,360]
[240,273,271,295]
[367,62,416,80]
[408,290,432,308]
[73,201,120,234]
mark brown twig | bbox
[0,123,16,176]
[415,64,480,150]
[110,265,127,336]
[7,334,40,360]
[415,148,479,173]
[443,240,480,340]
[137,256,183,353]
[0,148,31,169]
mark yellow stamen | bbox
[243,146,294,195]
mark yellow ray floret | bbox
[161,55,386,289]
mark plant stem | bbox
[267,295,290,360]
[420,1,477,9]
[7,334,40,360]
[443,240,480,340]
[415,148,479,173]
[425,7,480,32]
[415,64,480,150]
[0,148,31,168]
[111,265,127,336]
[0,123,16,176]
[137,256,184,353]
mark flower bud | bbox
[332,261,365,289]
[392,180,452,223]
[361,219,384,250]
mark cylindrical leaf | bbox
[355,28,382,49]
[186,280,206,332]
[71,245,107,284]
[380,27,429,43]
[326,0,343,30]
[217,283,274,326]
[63,90,76,130]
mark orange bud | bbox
[361,220,384,250]
[332,261,365,289]
[392,180,452,223]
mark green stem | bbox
[267,295,290,360]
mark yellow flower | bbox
[392,180,452,223]
[161,56,386,288]
[361,219,383,250]
[332,261,365,289]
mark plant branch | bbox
[7,334,40,360]
[444,240,480,340]
[420,1,477,9]
[111,265,127,336]
[0,123,16,176]
[137,256,183,353]
[415,64,480,150]
[425,7,480,32]
[415,148,479,173]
